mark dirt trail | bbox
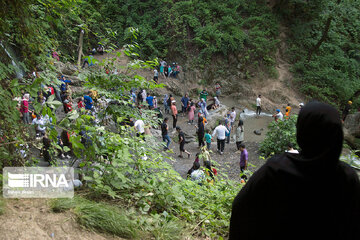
[0,199,121,240]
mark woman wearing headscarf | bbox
[196,116,205,148]
[235,119,244,151]
[230,101,360,240]
[163,94,169,114]
[20,93,30,124]
[188,102,196,124]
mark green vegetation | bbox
[0,198,5,215]
[51,197,185,239]
[1,0,280,80]
[260,116,298,156]
[1,0,360,238]
[97,0,279,66]
[275,0,360,108]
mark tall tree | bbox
[307,0,341,61]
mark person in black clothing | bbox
[161,117,171,150]
[195,116,205,148]
[176,127,191,158]
[229,101,360,240]
[42,135,52,165]
[137,90,143,106]
[167,94,172,110]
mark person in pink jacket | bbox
[188,102,196,124]
[20,93,30,124]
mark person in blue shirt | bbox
[131,91,136,105]
[181,94,189,116]
[199,98,208,118]
[83,91,93,110]
[146,94,154,109]
[60,75,71,93]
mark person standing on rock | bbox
[153,69,159,84]
[235,120,244,152]
[215,82,221,97]
[160,59,166,78]
[161,117,171,150]
[167,65,172,78]
[163,94,170,114]
[256,95,262,117]
[181,94,190,116]
[212,120,229,155]
[176,127,191,158]
[195,116,205,148]
[199,98,208,118]
[171,100,178,129]
[200,89,209,102]
[188,102,196,124]
[229,101,360,240]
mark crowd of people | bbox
[15,73,107,165]
[157,60,181,81]
[128,79,313,183]
[13,61,360,238]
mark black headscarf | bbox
[296,101,343,169]
[229,102,360,240]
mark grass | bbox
[0,197,5,215]
[50,197,186,239]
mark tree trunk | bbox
[77,30,84,68]
[307,0,341,61]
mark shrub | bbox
[260,116,299,157]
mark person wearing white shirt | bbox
[134,119,145,139]
[153,69,159,83]
[141,90,147,104]
[212,120,229,155]
[274,109,283,122]
[230,107,236,127]
[32,114,47,137]
[256,95,262,117]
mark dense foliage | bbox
[259,116,298,156]
[97,0,279,67]
[275,0,360,108]
[1,0,280,80]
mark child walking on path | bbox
[205,129,212,150]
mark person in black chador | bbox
[229,101,360,240]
